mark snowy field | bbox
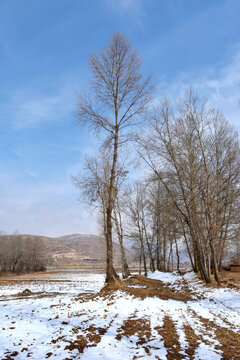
[0,270,105,297]
[0,270,240,360]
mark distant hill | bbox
[0,233,136,269]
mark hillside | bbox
[0,233,136,269]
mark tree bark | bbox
[105,127,119,283]
[113,208,131,279]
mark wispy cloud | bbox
[0,73,85,129]
[157,46,240,132]
[105,0,143,18]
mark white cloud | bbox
[0,72,86,129]
[0,95,59,130]
[157,47,240,132]
[105,0,143,18]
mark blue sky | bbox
[0,0,240,236]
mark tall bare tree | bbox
[139,88,240,283]
[77,33,153,282]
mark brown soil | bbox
[45,352,53,358]
[183,324,200,359]
[0,290,63,301]
[198,315,240,360]
[219,270,240,290]
[116,316,155,356]
[74,274,240,359]
[64,324,108,354]
[155,316,184,360]
[17,289,33,296]
[2,270,240,359]
[116,317,151,343]
[100,275,193,302]
[1,351,19,360]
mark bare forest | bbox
[0,233,45,273]
[75,33,240,285]
[2,1,240,356]
[1,34,239,283]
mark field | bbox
[0,269,240,360]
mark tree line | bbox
[75,33,240,284]
[0,233,45,274]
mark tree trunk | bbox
[210,241,221,285]
[113,208,131,279]
[163,232,167,271]
[156,231,161,271]
[143,223,155,272]
[105,128,119,283]
[139,251,142,274]
[139,230,147,276]
[174,237,180,271]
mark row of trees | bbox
[75,33,240,284]
[0,233,45,273]
[125,95,240,284]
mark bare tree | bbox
[113,197,131,279]
[77,33,153,282]
[0,233,45,274]
[147,178,180,271]
[124,182,150,275]
[73,150,130,279]
[139,88,240,283]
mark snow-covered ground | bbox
[0,270,239,359]
[149,270,240,312]
[0,271,105,297]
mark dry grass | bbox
[155,316,184,360]
[116,317,151,343]
[2,270,240,359]
[219,270,240,290]
[197,315,240,360]
[74,274,240,358]
[183,324,200,359]
[95,274,193,302]
[62,324,108,354]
